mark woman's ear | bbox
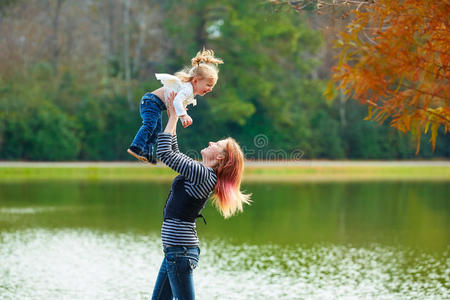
[216,154,225,161]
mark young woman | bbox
[151,92,251,300]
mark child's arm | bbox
[180,115,193,128]
[167,92,191,130]
[173,86,192,117]
[173,85,194,127]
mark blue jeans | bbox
[151,246,200,300]
[130,93,166,156]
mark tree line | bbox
[0,0,448,161]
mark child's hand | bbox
[180,114,193,128]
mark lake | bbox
[0,180,448,299]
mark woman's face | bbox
[192,77,217,96]
[201,139,227,165]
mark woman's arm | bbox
[167,93,192,161]
[170,135,194,162]
[158,92,213,185]
[163,91,181,137]
[163,102,178,135]
[158,133,213,186]
[157,133,212,185]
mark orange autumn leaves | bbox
[328,0,450,153]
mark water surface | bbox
[0,181,448,299]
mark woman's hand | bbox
[163,91,179,135]
[166,91,178,119]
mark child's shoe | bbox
[127,146,148,162]
[147,154,157,165]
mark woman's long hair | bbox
[211,137,251,218]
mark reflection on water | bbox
[0,229,448,300]
[0,229,160,299]
[0,207,78,214]
[0,180,449,299]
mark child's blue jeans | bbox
[151,246,200,300]
[130,93,166,156]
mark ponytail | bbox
[191,48,224,67]
[175,48,224,82]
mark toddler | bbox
[127,49,223,163]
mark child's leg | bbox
[148,114,163,158]
[130,96,160,154]
[142,142,151,158]
[141,113,162,164]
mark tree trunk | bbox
[98,1,111,79]
[123,0,132,108]
[330,5,346,127]
[194,4,207,48]
[107,1,116,64]
[133,0,147,77]
[339,89,346,127]
[51,0,64,76]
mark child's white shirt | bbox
[155,73,197,117]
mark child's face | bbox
[192,77,217,96]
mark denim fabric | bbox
[130,93,166,156]
[151,246,200,300]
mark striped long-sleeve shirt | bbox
[156,132,217,247]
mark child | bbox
[127,49,223,163]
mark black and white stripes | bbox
[161,219,199,247]
[157,132,217,247]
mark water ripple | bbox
[0,229,448,299]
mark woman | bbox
[151,92,251,300]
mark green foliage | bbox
[0,0,20,11]
[0,1,448,161]
[310,110,344,159]
[2,101,78,160]
[27,103,79,160]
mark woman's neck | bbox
[201,160,217,170]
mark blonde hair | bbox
[175,48,224,82]
[211,137,252,218]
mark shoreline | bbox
[0,161,448,182]
[0,160,449,167]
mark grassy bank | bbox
[243,165,449,182]
[0,162,449,182]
